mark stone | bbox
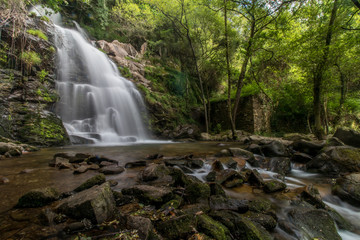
[291,139,325,156]
[73,165,91,174]
[209,210,273,240]
[73,174,106,192]
[261,140,287,157]
[16,187,60,208]
[0,142,22,157]
[99,165,125,175]
[291,152,312,163]
[211,160,224,171]
[289,209,341,240]
[300,185,325,209]
[141,163,170,181]
[268,157,291,175]
[242,211,277,231]
[127,215,153,240]
[228,148,255,162]
[215,169,244,186]
[332,173,360,206]
[196,214,231,240]
[306,146,360,176]
[122,185,173,206]
[333,128,360,148]
[209,195,248,212]
[0,176,10,184]
[247,144,263,155]
[185,182,211,203]
[57,182,115,224]
[263,180,286,193]
[55,157,73,169]
[205,171,217,182]
[247,169,265,187]
[156,214,195,240]
[248,199,274,215]
[209,182,227,197]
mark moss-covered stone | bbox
[16,187,60,208]
[73,174,106,192]
[185,182,211,204]
[196,214,231,240]
[263,180,286,193]
[156,214,196,240]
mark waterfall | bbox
[30,7,149,144]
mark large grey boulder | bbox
[57,182,115,224]
[306,146,360,176]
[334,128,360,148]
[332,173,360,206]
[16,187,60,208]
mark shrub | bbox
[27,29,48,41]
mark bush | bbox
[21,51,41,68]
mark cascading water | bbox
[54,26,148,144]
[30,5,149,144]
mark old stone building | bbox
[210,94,271,133]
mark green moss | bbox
[185,182,211,204]
[27,29,48,41]
[21,51,41,67]
[118,66,133,78]
[197,214,230,240]
[74,174,106,192]
[40,16,50,22]
[16,187,59,208]
[337,148,360,161]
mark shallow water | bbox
[0,142,359,239]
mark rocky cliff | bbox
[0,14,69,146]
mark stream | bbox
[0,142,359,239]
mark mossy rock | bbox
[263,180,286,193]
[248,199,273,213]
[73,174,106,192]
[185,182,211,204]
[16,187,60,208]
[196,214,231,240]
[156,214,196,240]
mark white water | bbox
[54,26,149,144]
[30,6,149,144]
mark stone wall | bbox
[210,95,271,133]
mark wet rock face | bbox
[332,173,360,206]
[0,17,69,146]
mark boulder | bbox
[326,137,345,147]
[122,185,173,206]
[211,160,225,171]
[0,142,22,157]
[209,195,248,212]
[125,161,147,168]
[228,148,255,162]
[57,182,115,224]
[54,157,73,169]
[141,163,170,182]
[247,169,265,187]
[300,185,325,209]
[215,169,244,187]
[288,209,341,240]
[332,173,360,206]
[127,215,153,240]
[333,128,360,148]
[185,182,211,203]
[248,199,273,214]
[263,180,286,193]
[16,187,60,208]
[99,165,125,175]
[156,214,195,240]
[306,146,360,176]
[261,140,287,157]
[73,174,106,192]
[209,182,227,197]
[242,211,277,231]
[247,144,263,156]
[268,157,291,175]
[210,210,273,240]
[196,214,231,240]
[291,139,325,156]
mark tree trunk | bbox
[313,0,339,140]
[224,0,236,139]
[185,29,209,133]
[232,18,255,125]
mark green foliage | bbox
[37,69,49,83]
[20,51,41,68]
[27,29,48,41]
[0,42,9,66]
[40,16,50,22]
[118,66,132,79]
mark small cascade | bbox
[54,26,149,144]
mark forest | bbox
[45,0,360,139]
